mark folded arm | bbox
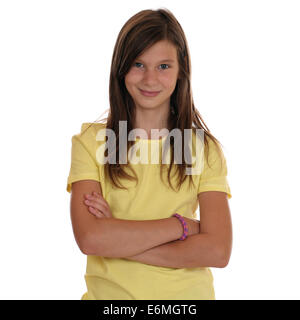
[125,191,232,269]
[124,233,224,268]
[71,182,231,268]
[86,216,189,257]
[70,180,199,258]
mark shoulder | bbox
[74,121,107,145]
[205,134,223,157]
[190,128,227,171]
[190,128,221,158]
[78,121,107,138]
[70,122,107,162]
[192,128,224,161]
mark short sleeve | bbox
[197,137,232,199]
[66,125,100,193]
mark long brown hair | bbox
[82,8,224,192]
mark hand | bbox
[83,191,113,219]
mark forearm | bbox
[124,233,225,268]
[86,217,184,258]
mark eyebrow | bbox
[135,59,175,63]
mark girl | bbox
[67,8,232,300]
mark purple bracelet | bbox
[172,213,188,240]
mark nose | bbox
[142,68,158,86]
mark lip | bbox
[139,89,161,97]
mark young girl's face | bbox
[125,40,179,115]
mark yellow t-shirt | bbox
[66,122,232,300]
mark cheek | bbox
[125,73,142,97]
[160,73,178,89]
[125,70,142,85]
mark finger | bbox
[84,197,109,216]
[87,192,108,208]
[86,200,111,218]
[90,194,111,212]
[92,192,110,207]
[88,206,106,219]
[84,195,113,218]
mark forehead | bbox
[136,40,177,62]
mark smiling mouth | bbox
[139,89,161,97]
[139,89,161,94]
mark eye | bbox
[134,62,143,68]
[159,64,170,70]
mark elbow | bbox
[76,221,117,257]
[77,231,103,256]
[78,220,109,256]
[216,245,231,268]
[78,237,93,255]
[218,255,230,268]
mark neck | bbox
[133,106,172,139]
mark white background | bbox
[0,0,299,299]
